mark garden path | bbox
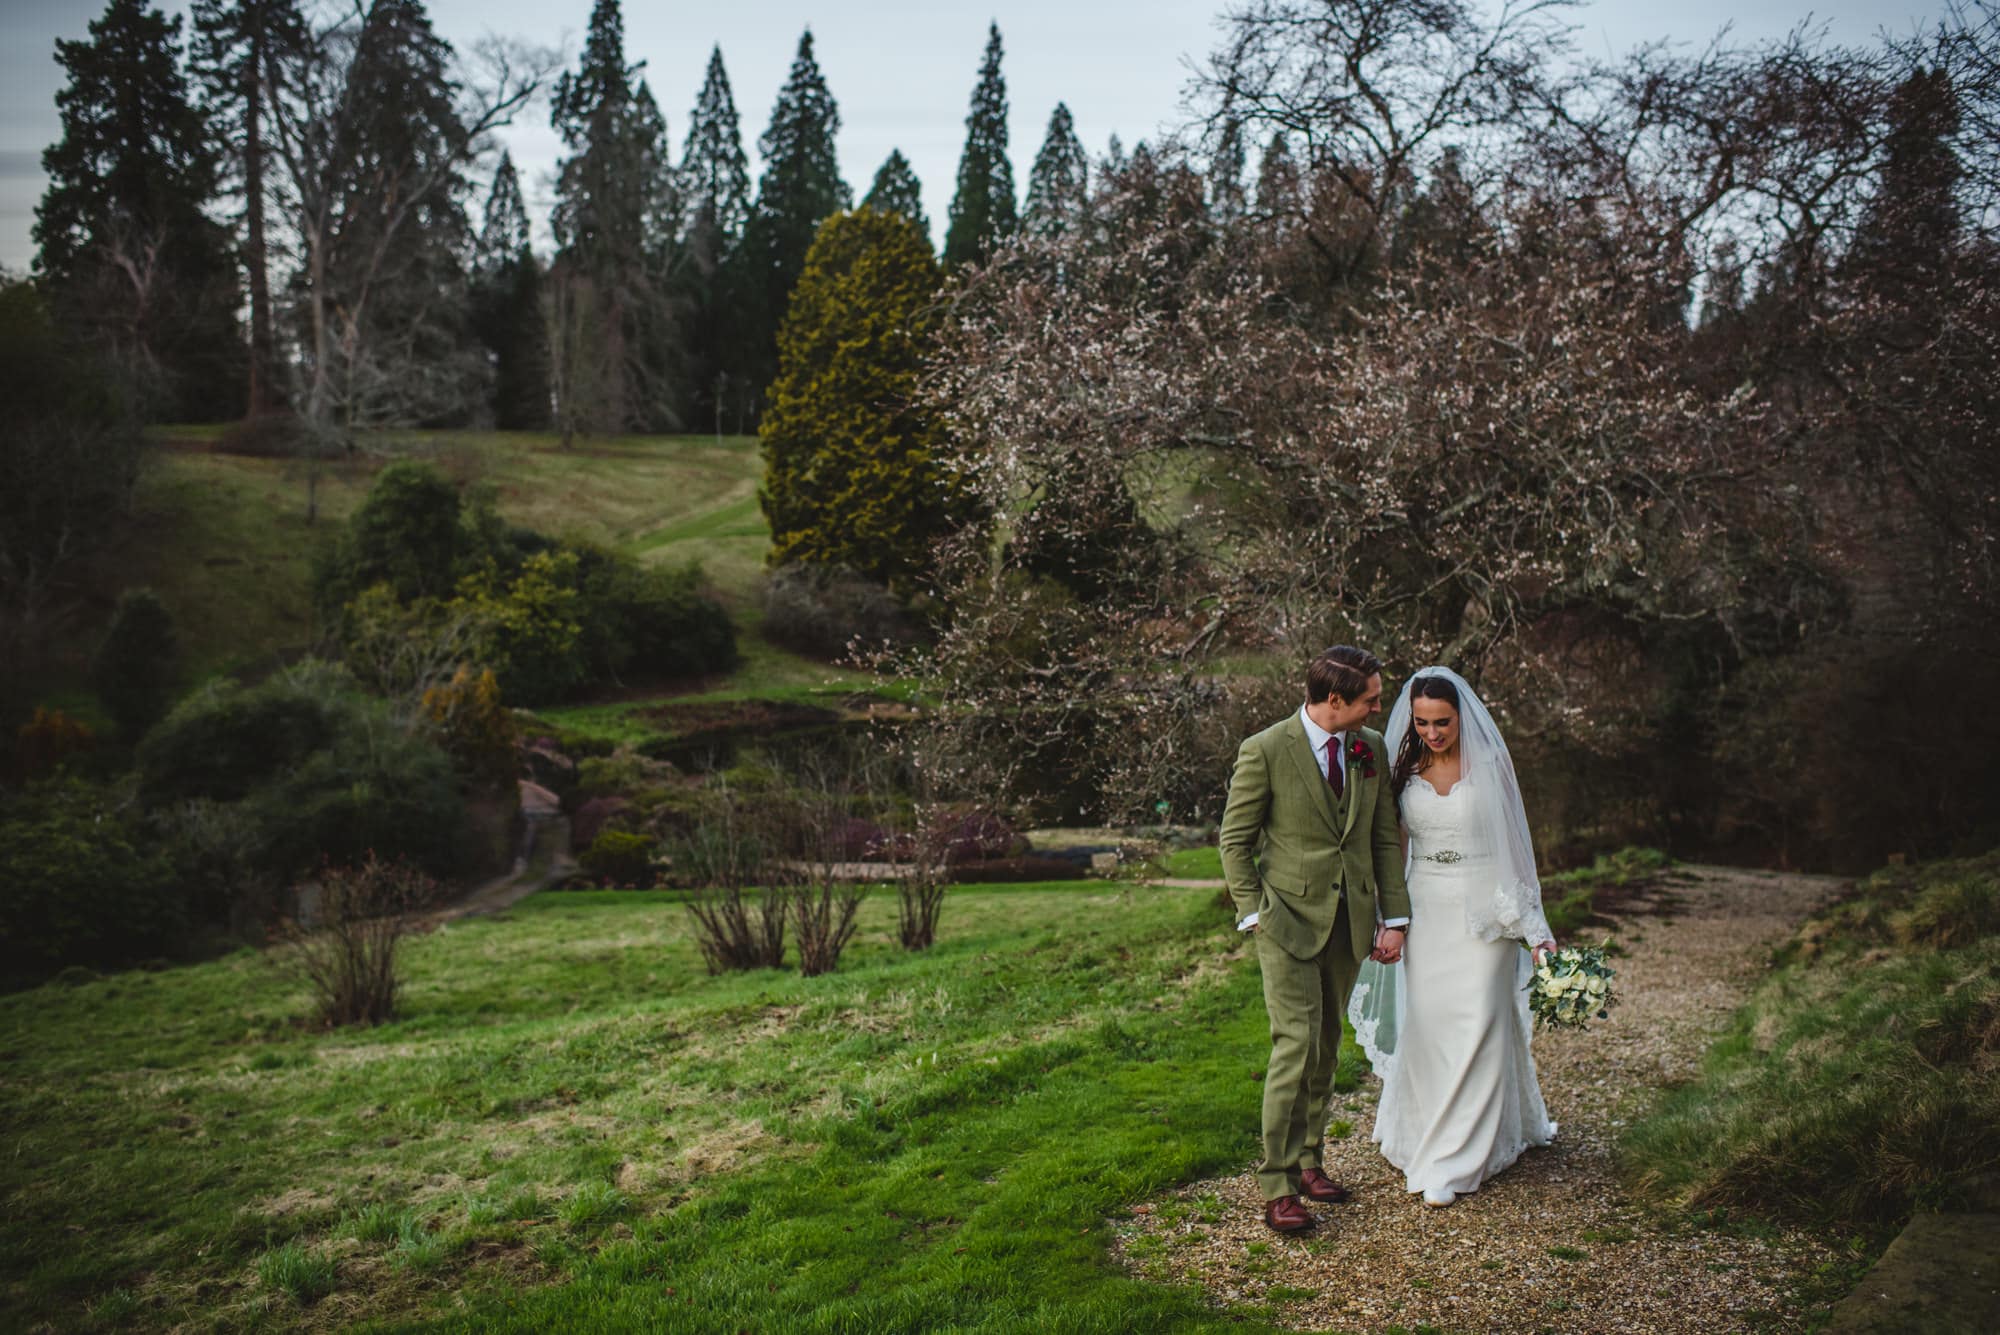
[1115,864,1848,1333]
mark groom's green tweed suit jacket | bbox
[1219,717,1411,963]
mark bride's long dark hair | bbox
[1391,673,1462,798]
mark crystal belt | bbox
[1414,849,1467,864]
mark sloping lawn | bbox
[2,881,1330,1332]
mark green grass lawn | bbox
[1,881,1343,1331]
[1162,846,1225,880]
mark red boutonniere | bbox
[1347,736,1377,779]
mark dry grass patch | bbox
[665,1118,791,1183]
[252,1187,338,1219]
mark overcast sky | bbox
[0,0,1948,274]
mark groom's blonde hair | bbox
[1307,645,1382,705]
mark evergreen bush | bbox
[420,666,518,793]
[0,776,185,981]
[136,661,468,882]
[314,460,468,611]
[11,707,94,785]
[90,588,181,741]
[759,207,976,590]
[580,828,657,887]
[574,550,738,684]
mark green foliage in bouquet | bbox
[1528,944,1617,1030]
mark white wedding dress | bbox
[1372,773,1555,1199]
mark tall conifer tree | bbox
[679,45,752,435]
[549,0,677,437]
[944,23,1017,268]
[35,0,243,420]
[1023,102,1088,239]
[864,151,929,236]
[190,0,306,417]
[760,209,973,588]
[681,46,752,241]
[1209,115,1247,223]
[1102,134,1128,178]
[473,153,552,429]
[734,29,849,410]
[1255,132,1302,218]
[1851,67,1963,301]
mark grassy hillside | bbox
[30,429,873,722]
[0,881,1329,1331]
[1620,851,1999,1232]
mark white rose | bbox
[1587,977,1606,995]
[1542,979,1566,998]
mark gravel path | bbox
[1113,865,1848,1333]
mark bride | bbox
[1349,667,1558,1207]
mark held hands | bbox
[1530,939,1558,965]
[1370,925,1406,964]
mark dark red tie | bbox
[1326,740,1343,798]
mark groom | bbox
[1220,645,1411,1233]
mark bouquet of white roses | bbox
[1528,944,1616,1031]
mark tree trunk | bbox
[244,41,276,418]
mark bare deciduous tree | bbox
[264,6,553,441]
[679,786,790,972]
[280,853,440,1026]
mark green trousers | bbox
[1255,900,1360,1201]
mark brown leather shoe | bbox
[1263,1194,1316,1233]
[1300,1167,1349,1203]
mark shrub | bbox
[453,550,588,704]
[314,460,467,610]
[281,853,441,1027]
[934,808,1019,864]
[827,815,892,860]
[762,562,916,661]
[569,795,631,852]
[0,775,184,982]
[945,855,1087,884]
[421,666,518,793]
[336,583,479,701]
[136,660,468,883]
[792,875,865,977]
[0,278,140,654]
[676,799,789,971]
[575,746,679,803]
[580,828,656,887]
[11,707,93,784]
[1891,872,2000,952]
[1540,846,1672,937]
[214,413,326,459]
[576,550,738,683]
[90,588,181,741]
